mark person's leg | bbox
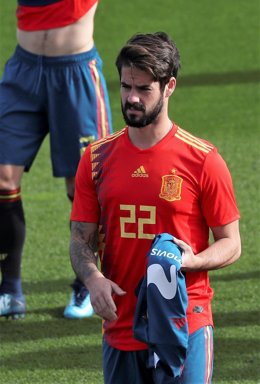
[43,47,112,319]
[102,339,154,384]
[180,326,214,384]
[0,165,26,318]
[62,176,95,318]
[0,46,48,318]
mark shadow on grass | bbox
[214,310,260,327]
[210,270,260,282]
[0,336,258,381]
[214,336,259,381]
[23,278,73,294]
[1,309,258,343]
[1,344,102,370]
[0,314,102,343]
[177,69,260,87]
[107,69,260,92]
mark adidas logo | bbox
[132,165,149,177]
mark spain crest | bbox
[159,170,183,201]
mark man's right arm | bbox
[70,221,126,321]
[70,221,100,283]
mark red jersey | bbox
[71,123,240,351]
[17,0,97,31]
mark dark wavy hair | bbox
[115,32,181,90]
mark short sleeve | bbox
[200,149,240,227]
[70,147,100,223]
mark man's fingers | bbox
[90,279,126,322]
[93,293,116,313]
[92,300,117,322]
[111,281,127,296]
[173,236,190,252]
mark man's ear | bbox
[165,77,176,97]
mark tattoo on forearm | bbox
[70,222,98,283]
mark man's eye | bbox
[139,87,151,92]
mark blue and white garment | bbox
[133,233,188,382]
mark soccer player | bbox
[0,0,112,319]
[69,32,241,383]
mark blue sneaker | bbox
[64,282,94,319]
[0,293,26,319]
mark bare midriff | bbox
[16,2,97,56]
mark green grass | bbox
[0,1,260,383]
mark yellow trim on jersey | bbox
[176,127,214,153]
[92,129,125,149]
[92,161,98,169]
[90,130,126,180]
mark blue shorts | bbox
[102,326,214,384]
[0,45,112,177]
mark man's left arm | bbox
[175,219,241,272]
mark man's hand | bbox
[173,236,202,272]
[87,274,126,322]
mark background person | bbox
[0,0,112,319]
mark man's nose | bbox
[127,89,140,103]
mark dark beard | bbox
[121,96,164,128]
